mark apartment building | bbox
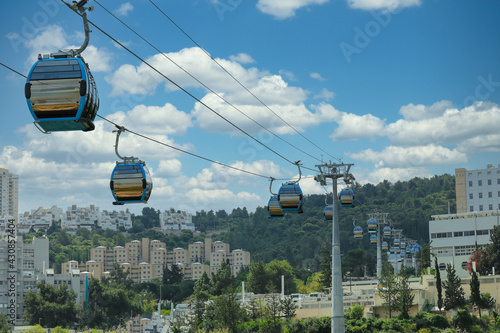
[0,234,49,325]
[429,210,500,278]
[159,210,195,231]
[18,205,132,233]
[65,238,250,283]
[0,168,18,225]
[455,164,500,213]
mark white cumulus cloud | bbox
[347,0,421,11]
[256,0,329,19]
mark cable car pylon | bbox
[314,162,355,333]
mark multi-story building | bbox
[18,205,132,233]
[65,238,250,283]
[159,210,195,231]
[0,232,49,325]
[18,206,63,232]
[429,210,499,278]
[455,164,500,213]
[0,168,19,225]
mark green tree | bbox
[212,260,234,296]
[193,271,213,301]
[0,313,11,333]
[434,257,443,311]
[319,238,331,288]
[163,264,184,285]
[443,263,466,311]
[486,225,500,273]
[417,242,432,274]
[80,275,142,330]
[24,281,78,328]
[265,259,297,294]
[394,275,414,319]
[378,265,398,318]
[280,295,297,319]
[469,270,482,316]
[247,261,268,294]
[204,292,247,332]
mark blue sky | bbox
[1,0,499,216]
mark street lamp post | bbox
[315,162,354,333]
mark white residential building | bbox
[97,209,132,230]
[160,210,195,231]
[18,205,132,233]
[456,164,500,213]
[18,206,63,232]
[0,168,18,224]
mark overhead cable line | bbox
[93,0,322,163]
[59,1,320,174]
[147,0,341,162]
[64,12,299,167]
[0,61,294,180]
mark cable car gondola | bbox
[278,182,303,212]
[370,235,378,245]
[110,126,153,205]
[367,218,378,233]
[393,239,401,248]
[25,1,98,133]
[400,241,406,250]
[277,161,304,213]
[110,161,152,204]
[26,55,98,133]
[382,241,389,250]
[338,188,354,207]
[324,206,333,221]
[267,196,285,218]
[353,226,363,239]
[383,226,392,238]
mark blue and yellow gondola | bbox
[25,55,99,133]
[110,162,152,205]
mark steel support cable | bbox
[147,0,341,162]
[62,3,321,174]
[93,0,322,164]
[63,11,300,168]
[96,115,270,179]
[0,61,272,180]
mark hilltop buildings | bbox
[62,238,250,283]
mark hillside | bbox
[25,174,455,274]
[197,174,456,272]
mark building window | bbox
[479,193,483,199]
[489,204,493,210]
[470,206,474,212]
[478,180,482,186]
[489,192,493,198]
[454,231,463,237]
[488,179,492,185]
[469,193,473,199]
[477,230,489,236]
[498,178,500,184]
[479,205,483,211]
[469,181,473,187]
[464,230,475,236]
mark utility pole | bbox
[315,162,354,333]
